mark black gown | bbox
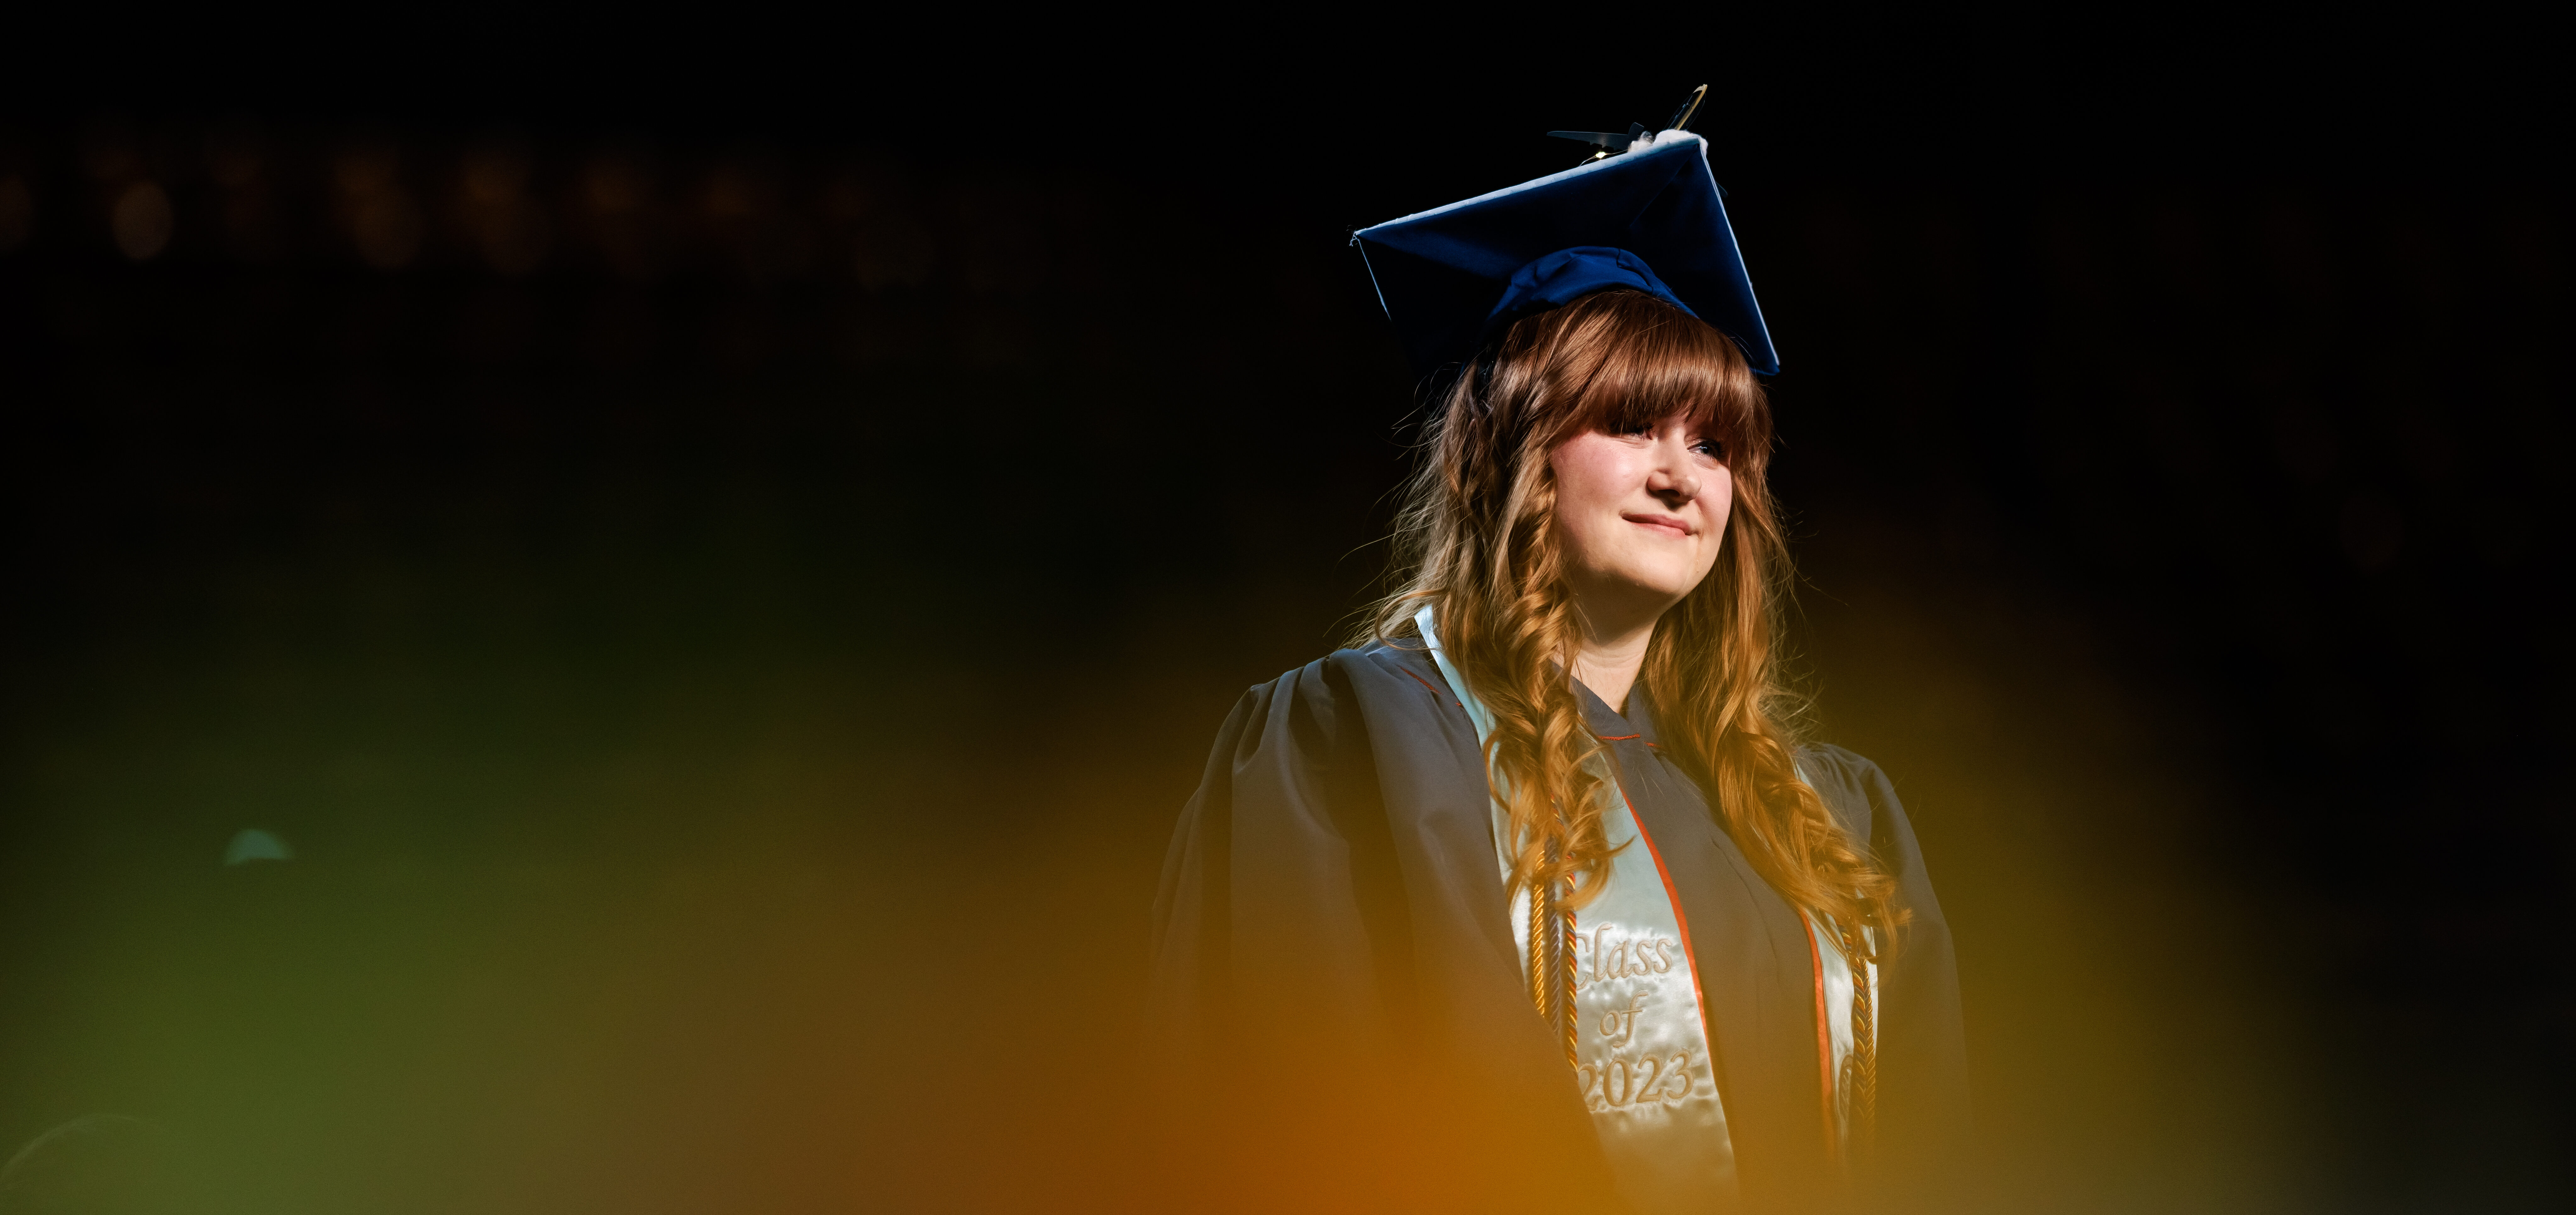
[1151,641,1970,1214]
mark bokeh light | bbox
[336,142,423,270]
[461,138,550,276]
[109,181,172,260]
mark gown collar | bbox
[1572,677,1666,748]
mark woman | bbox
[1152,130,1968,1214]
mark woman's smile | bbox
[1623,511,1695,538]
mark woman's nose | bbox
[1652,456,1700,502]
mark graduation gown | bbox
[1150,642,1969,1213]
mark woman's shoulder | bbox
[1230,640,1450,713]
[1792,742,1909,840]
[1794,741,1947,888]
[1208,641,1454,750]
[1794,741,1894,791]
[1171,642,1482,863]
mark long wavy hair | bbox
[1359,289,1901,948]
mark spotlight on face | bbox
[1549,411,1736,622]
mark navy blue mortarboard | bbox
[1353,133,1778,377]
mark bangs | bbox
[1527,290,1762,452]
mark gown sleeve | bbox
[1146,658,1417,1209]
[1799,743,1975,1203]
[1151,657,1399,1069]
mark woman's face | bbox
[1547,411,1734,627]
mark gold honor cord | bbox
[1529,875,1579,1067]
[1835,922,1879,1162]
[1805,906,1882,1173]
[1561,896,1578,1066]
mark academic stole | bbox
[1417,607,1739,1212]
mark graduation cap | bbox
[1352,85,1779,378]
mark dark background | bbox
[2,23,2567,1213]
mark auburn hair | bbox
[1360,289,1902,950]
